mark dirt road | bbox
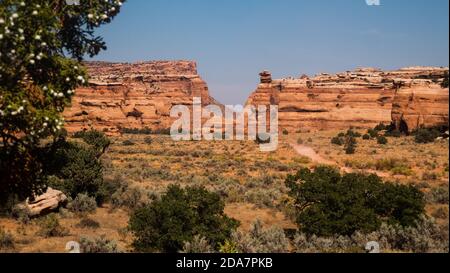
[289,143,390,177]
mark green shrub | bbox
[375,158,407,171]
[120,127,153,135]
[367,129,379,138]
[111,185,147,210]
[128,185,239,252]
[374,123,387,131]
[331,137,344,146]
[414,128,441,144]
[181,235,214,253]
[286,166,425,236]
[297,138,304,145]
[73,130,111,155]
[346,129,362,138]
[122,140,135,146]
[377,136,388,145]
[79,235,119,253]
[362,134,371,140]
[37,214,68,238]
[385,129,402,138]
[43,139,106,204]
[67,193,97,214]
[282,129,289,135]
[231,220,289,253]
[426,187,449,204]
[345,137,357,154]
[391,166,414,176]
[293,217,448,253]
[76,218,100,229]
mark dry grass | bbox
[0,130,448,252]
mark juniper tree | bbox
[0,0,125,204]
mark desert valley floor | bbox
[1,129,448,253]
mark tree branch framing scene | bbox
[0,0,448,269]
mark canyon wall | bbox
[64,61,221,134]
[64,61,448,135]
[246,67,449,132]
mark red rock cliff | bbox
[64,61,221,134]
[246,67,449,132]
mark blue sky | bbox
[92,0,449,104]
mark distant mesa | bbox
[64,61,222,135]
[246,66,449,133]
[64,62,448,135]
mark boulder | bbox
[16,188,68,217]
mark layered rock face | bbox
[391,68,449,132]
[64,61,221,134]
[246,67,449,132]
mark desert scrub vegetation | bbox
[79,235,120,253]
[286,166,425,237]
[414,127,444,144]
[331,129,358,154]
[128,185,239,253]
[293,217,448,253]
[181,235,214,253]
[0,227,15,252]
[76,218,101,229]
[229,220,290,253]
[344,157,414,176]
[36,214,69,238]
[67,193,97,215]
[426,186,449,204]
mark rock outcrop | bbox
[246,67,449,132]
[391,86,449,133]
[16,188,68,217]
[64,61,221,134]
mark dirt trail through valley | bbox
[289,143,390,178]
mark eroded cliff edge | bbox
[64,61,221,134]
[246,67,449,133]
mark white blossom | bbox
[32,10,38,16]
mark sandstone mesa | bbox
[63,61,449,134]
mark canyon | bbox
[64,62,449,134]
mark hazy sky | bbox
[92,0,449,105]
